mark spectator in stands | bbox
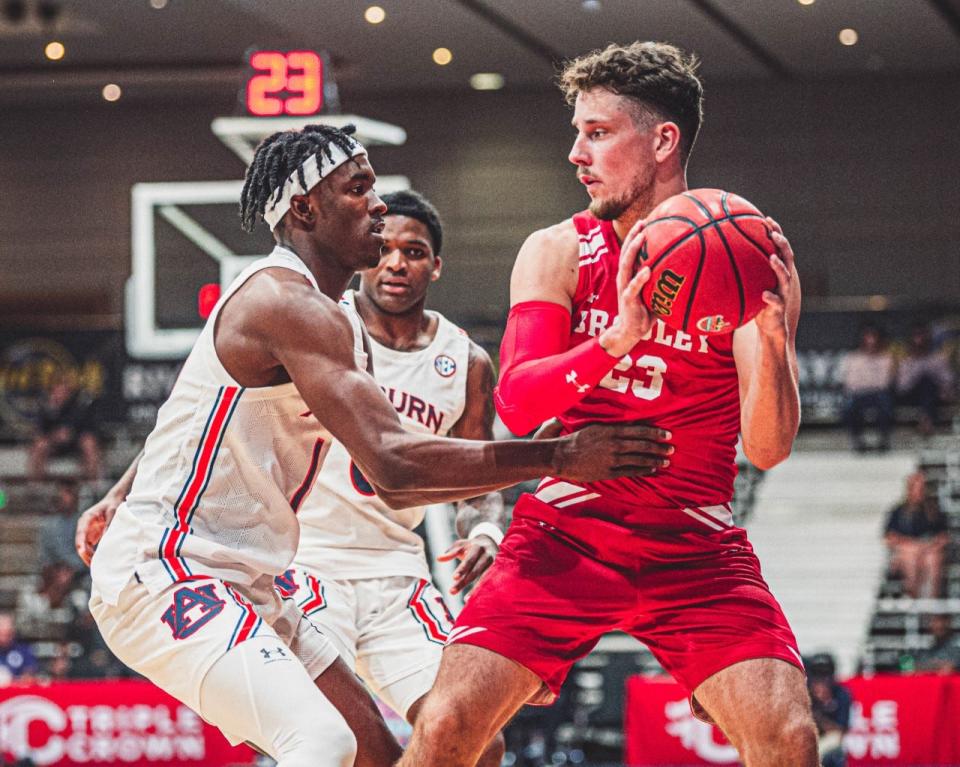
[807,653,852,767]
[895,322,955,437]
[884,470,949,598]
[37,479,84,580]
[0,610,37,686]
[24,609,123,681]
[841,323,895,452]
[28,378,101,482]
[17,563,87,640]
[46,641,73,681]
[912,614,960,673]
[65,602,127,679]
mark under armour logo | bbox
[565,370,590,393]
[260,646,287,660]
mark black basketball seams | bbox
[639,193,770,332]
[643,212,767,273]
[721,193,771,261]
[641,215,700,268]
[680,227,708,333]
[711,209,747,328]
[719,191,732,217]
[645,214,700,228]
[682,191,717,223]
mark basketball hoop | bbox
[127,114,409,359]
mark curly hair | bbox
[381,190,444,256]
[559,41,704,165]
[239,123,360,233]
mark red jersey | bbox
[515,212,743,555]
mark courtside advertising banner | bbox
[625,674,960,766]
[0,681,255,767]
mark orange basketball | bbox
[637,189,777,335]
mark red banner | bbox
[625,674,960,766]
[0,681,255,767]
[843,675,960,765]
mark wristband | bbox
[468,522,504,547]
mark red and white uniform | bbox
[565,212,740,509]
[512,212,742,563]
[452,212,801,716]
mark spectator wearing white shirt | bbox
[841,323,896,452]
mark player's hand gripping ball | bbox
[637,189,777,334]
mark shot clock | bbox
[244,50,328,117]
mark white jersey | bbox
[91,246,367,605]
[295,290,471,580]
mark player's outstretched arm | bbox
[732,219,802,470]
[268,288,672,507]
[495,221,654,435]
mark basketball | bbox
[637,189,777,335]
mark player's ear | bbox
[289,194,315,227]
[430,255,443,282]
[654,122,682,164]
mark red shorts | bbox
[450,501,802,710]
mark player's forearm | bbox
[368,432,564,494]
[740,333,800,470]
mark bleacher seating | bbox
[747,447,915,676]
[861,442,960,673]
[0,514,41,613]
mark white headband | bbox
[263,139,368,231]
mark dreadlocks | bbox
[239,123,360,233]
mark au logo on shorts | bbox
[160,584,226,640]
[434,354,456,378]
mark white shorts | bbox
[90,574,340,712]
[277,569,455,719]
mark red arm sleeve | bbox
[494,301,620,436]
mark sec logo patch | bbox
[434,354,456,377]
